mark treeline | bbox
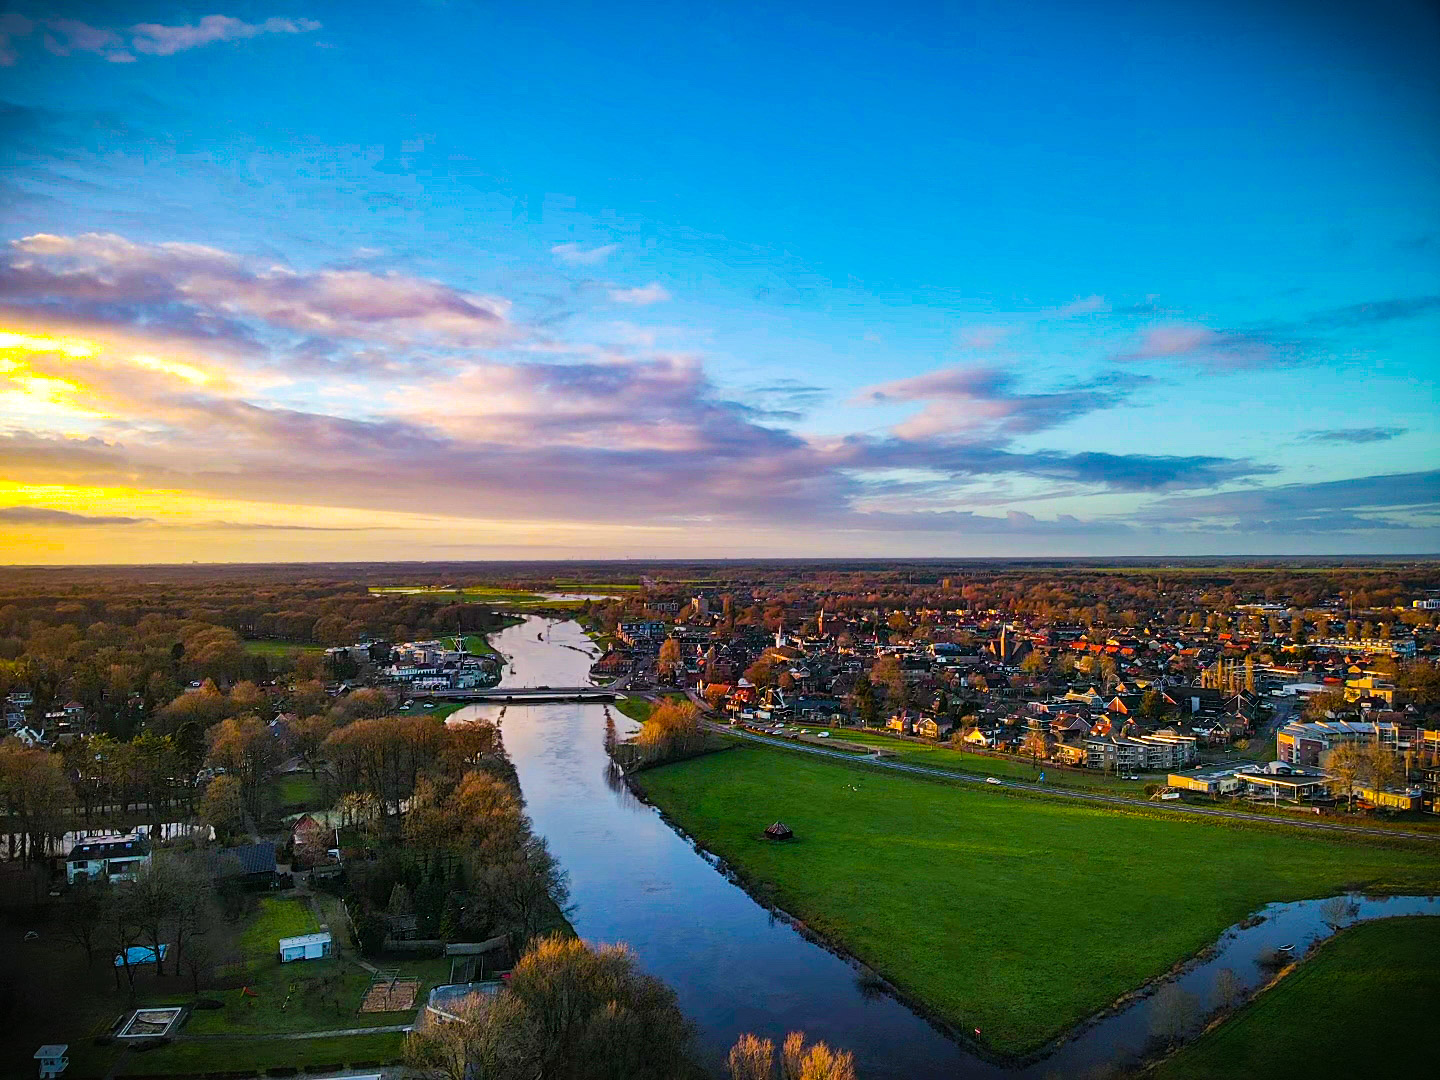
[405,934,857,1080]
[318,713,571,957]
[0,576,516,738]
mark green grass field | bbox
[819,728,1159,795]
[270,772,327,811]
[1154,917,1440,1080]
[107,1031,405,1076]
[635,744,1440,1055]
[239,897,319,963]
[615,696,655,723]
[242,639,325,657]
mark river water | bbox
[450,616,1438,1078]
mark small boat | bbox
[1277,943,1295,952]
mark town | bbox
[0,561,1437,1080]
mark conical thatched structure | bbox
[763,821,794,840]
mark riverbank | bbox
[633,742,1440,1057]
[1150,916,1440,1079]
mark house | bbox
[67,836,152,884]
[278,931,333,963]
[1354,785,1423,811]
[1237,761,1331,802]
[1277,720,1403,767]
[210,841,278,888]
[1084,735,1146,773]
[915,714,956,740]
[1168,764,1257,797]
[290,814,334,869]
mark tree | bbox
[206,714,281,820]
[1211,967,1244,1013]
[1325,742,1365,811]
[781,1031,856,1080]
[57,877,113,967]
[1319,895,1359,931]
[406,935,696,1080]
[1149,982,1199,1050]
[1020,728,1049,770]
[289,714,336,780]
[200,774,246,841]
[870,655,906,707]
[179,935,215,995]
[728,1034,774,1080]
[657,638,683,683]
[1363,741,1399,794]
[0,742,74,866]
[1304,690,1347,721]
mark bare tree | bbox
[1325,742,1365,811]
[1211,968,1244,1013]
[1149,983,1200,1050]
[56,877,112,967]
[728,1034,775,1080]
[1319,895,1360,932]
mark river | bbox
[449,616,1438,1078]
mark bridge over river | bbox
[424,685,616,703]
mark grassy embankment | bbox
[110,1032,405,1077]
[813,728,1161,795]
[1153,916,1440,1080]
[634,743,1440,1056]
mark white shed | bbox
[278,931,333,963]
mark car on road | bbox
[985,777,1002,785]
[818,731,830,738]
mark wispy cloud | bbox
[1047,294,1109,318]
[608,283,670,305]
[551,242,618,266]
[0,505,150,525]
[3,232,511,350]
[1114,324,1288,369]
[1141,470,1439,534]
[1298,295,1440,331]
[2,13,319,65]
[1298,426,1407,445]
[855,366,1117,440]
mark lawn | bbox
[615,696,654,723]
[108,1031,405,1076]
[239,897,319,964]
[818,728,1158,795]
[270,772,327,811]
[177,898,445,1036]
[1154,917,1440,1080]
[634,744,1440,1055]
[242,639,324,657]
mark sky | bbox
[0,0,1437,563]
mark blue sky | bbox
[0,0,1436,561]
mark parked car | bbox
[985,777,1002,785]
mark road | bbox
[695,717,1438,843]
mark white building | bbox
[279,931,333,962]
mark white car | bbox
[984,777,1002,785]
[818,731,830,738]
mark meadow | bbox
[635,744,1440,1055]
[812,727,1159,795]
[1153,916,1440,1079]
